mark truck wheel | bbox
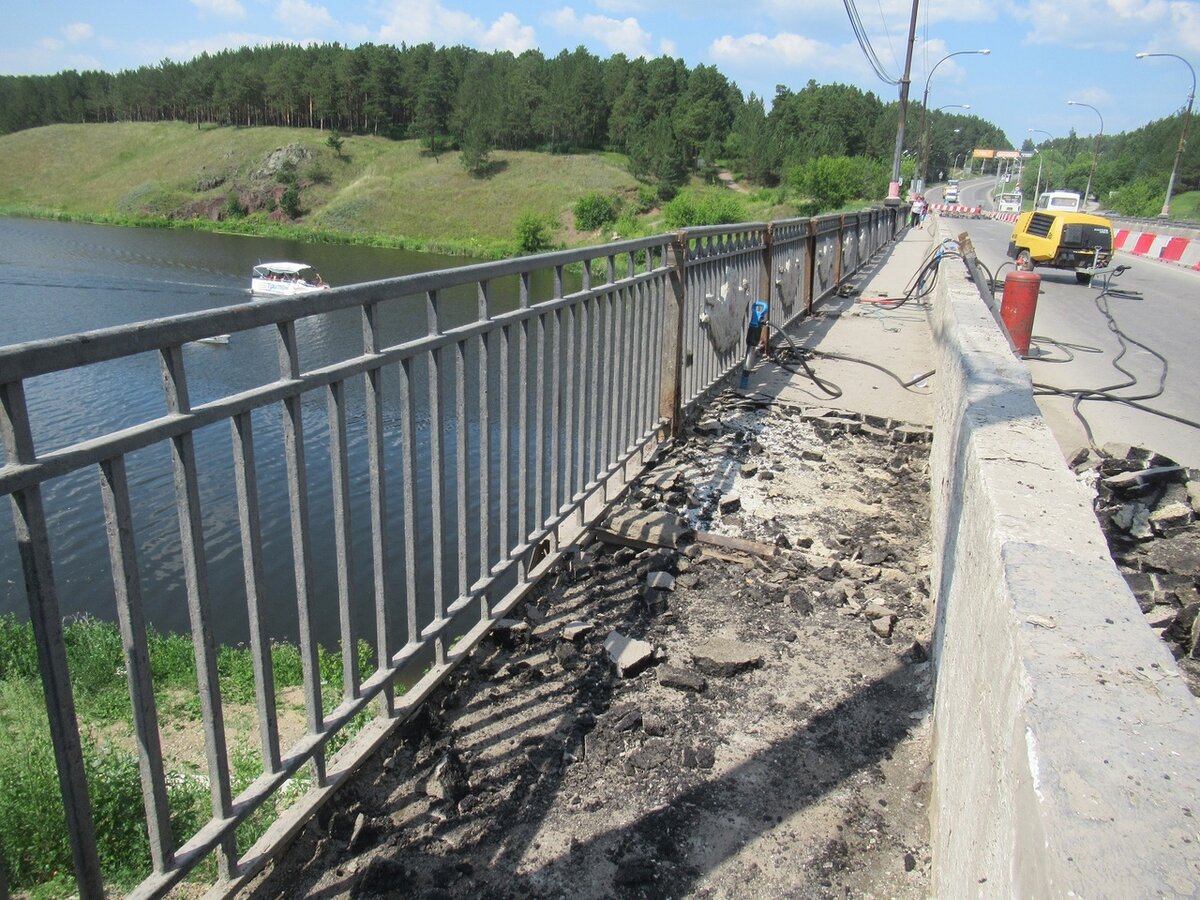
[1016,250,1034,272]
[1076,272,1092,285]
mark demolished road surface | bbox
[245,390,935,899]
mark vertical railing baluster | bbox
[160,344,237,876]
[574,295,588,504]
[634,275,650,439]
[230,411,281,772]
[399,357,419,651]
[600,286,614,480]
[516,273,529,572]
[588,286,602,485]
[548,302,562,527]
[0,381,103,899]
[424,290,446,662]
[454,337,468,606]
[274,324,325,787]
[560,267,576,517]
[661,236,687,435]
[476,283,491,604]
[327,379,358,701]
[99,454,174,875]
[532,306,545,538]
[362,303,392,715]
[497,323,510,570]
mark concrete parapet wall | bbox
[928,226,1200,896]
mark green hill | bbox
[0,122,650,256]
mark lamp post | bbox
[1136,52,1196,218]
[1067,100,1103,207]
[917,49,990,192]
[1028,128,1054,203]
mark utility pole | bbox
[886,0,920,205]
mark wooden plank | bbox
[693,530,779,558]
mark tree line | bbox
[1020,116,1199,216]
[0,42,1012,198]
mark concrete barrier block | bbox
[929,224,1200,897]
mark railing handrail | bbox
[0,206,907,898]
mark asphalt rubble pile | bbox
[247,389,937,900]
[1073,442,1200,694]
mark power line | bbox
[842,0,900,85]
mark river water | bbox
[0,217,544,647]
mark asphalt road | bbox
[931,177,1200,469]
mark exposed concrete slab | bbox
[743,226,936,427]
[927,215,1200,898]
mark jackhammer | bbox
[738,300,769,390]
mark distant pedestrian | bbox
[910,196,926,227]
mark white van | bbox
[1035,190,1082,212]
[997,192,1023,214]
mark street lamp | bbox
[1136,52,1196,218]
[1028,128,1054,203]
[1067,100,1104,207]
[918,49,990,190]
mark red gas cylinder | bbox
[1000,270,1041,357]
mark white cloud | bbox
[482,12,537,53]
[63,23,94,44]
[275,0,336,35]
[758,0,994,28]
[377,1,535,53]
[548,7,652,57]
[659,38,678,58]
[39,37,65,51]
[709,32,827,67]
[190,0,247,18]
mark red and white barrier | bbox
[930,204,983,217]
[1114,228,1200,271]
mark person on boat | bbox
[315,273,327,287]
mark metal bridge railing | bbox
[0,205,904,898]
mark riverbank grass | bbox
[0,614,374,895]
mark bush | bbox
[662,191,747,229]
[573,192,622,231]
[514,211,552,253]
[280,186,302,219]
[635,186,659,212]
[1109,177,1164,217]
[786,155,889,212]
[222,191,245,219]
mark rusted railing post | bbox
[834,215,845,289]
[803,218,818,316]
[760,223,774,316]
[659,232,688,437]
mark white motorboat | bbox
[251,262,330,297]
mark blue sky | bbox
[3,0,1199,148]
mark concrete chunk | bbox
[690,637,764,677]
[646,571,676,591]
[657,666,707,692]
[603,630,655,677]
[600,509,691,550]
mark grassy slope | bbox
[0,122,646,252]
